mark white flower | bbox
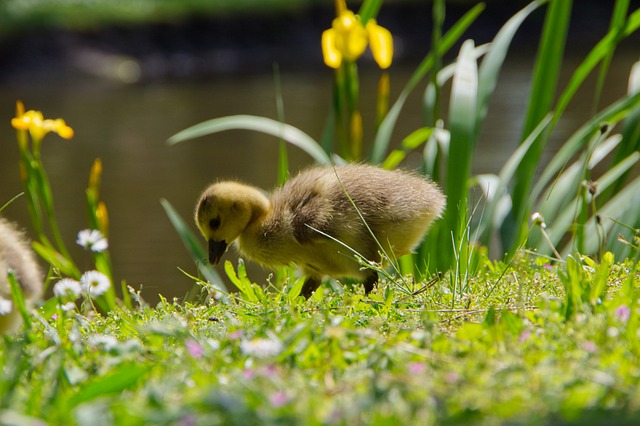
[87,334,119,350]
[530,212,546,229]
[53,278,82,301]
[80,270,111,298]
[0,296,13,316]
[76,229,108,252]
[240,337,283,358]
[61,302,77,312]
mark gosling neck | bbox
[242,186,270,229]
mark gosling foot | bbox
[363,272,379,295]
[301,277,321,299]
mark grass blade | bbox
[0,193,23,213]
[160,198,227,293]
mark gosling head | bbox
[195,181,269,265]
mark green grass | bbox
[2,256,640,425]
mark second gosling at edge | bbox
[195,164,445,297]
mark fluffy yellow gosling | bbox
[195,164,445,297]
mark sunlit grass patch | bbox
[2,258,640,424]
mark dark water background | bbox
[0,3,638,304]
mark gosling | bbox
[0,217,43,333]
[195,164,445,297]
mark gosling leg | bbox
[363,272,378,295]
[301,276,321,298]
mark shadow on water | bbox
[1,46,638,304]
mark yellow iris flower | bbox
[322,2,393,69]
[12,102,74,141]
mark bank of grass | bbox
[2,255,639,425]
[0,0,326,39]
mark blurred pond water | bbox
[0,49,637,304]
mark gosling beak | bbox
[208,239,228,265]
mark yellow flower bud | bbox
[367,20,393,69]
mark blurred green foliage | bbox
[0,0,325,38]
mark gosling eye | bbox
[209,217,221,230]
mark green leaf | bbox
[167,115,331,165]
[539,147,639,256]
[67,364,149,408]
[608,59,640,196]
[475,1,542,135]
[160,199,227,293]
[381,127,434,169]
[224,260,258,303]
[591,252,614,304]
[514,7,640,245]
[439,39,478,269]
[532,92,640,202]
[7,272,31,330]
[475,114,553,244]
[32,242,80,279]
[358,0,383,24]
[592,0,630,111]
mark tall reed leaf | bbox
[475,1,542,135]
[475,114,553,245]
[371,3,484,163]
[510,0,572,248]
[592,0,630,112]
[511,6,640,250]
[607,60,640,196]
[167,115,331,165]
[439,39,478,270]
[531,92,640,203]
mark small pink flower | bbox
[262,364,279,378]
[615,305,631,323]
[408,362,426,375]
[518,329,532,342]
[445,371,460,384]
[583,340,597,353]
[185,338,204,359]
[243,369,255,380]
[180,414,196,426]
[269,391,288,407]
[228,329,243,340]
